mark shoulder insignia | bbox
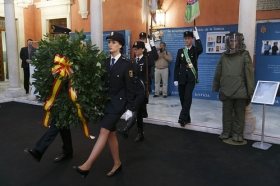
[129,70,133,77]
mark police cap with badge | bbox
[139,32,150,39]
[183,31,194,38]
[133,41,145,49]
[106,32,125,46]
[52,25,71,35]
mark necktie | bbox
[28,46,31,59]
[110,58,115,70]
[137,58,140,63]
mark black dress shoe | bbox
[142,113,148,118]
[54,153,73,163]
[117,129,129,139]
[153,95,159,97]
[24,148,41,162]
[178,119,184,126]
[134,134,144,142]
[73,166,89,179]
[163,95,167,98]
[106,164,122,177]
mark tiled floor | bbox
[1,81,280,146]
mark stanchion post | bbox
[252,104,272,150]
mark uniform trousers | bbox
[178,82,195,122]
[222,98,247,135]
[154,68,169,96]
[34,117,73,155]
[134,94,145,129]
[23,67,30,94]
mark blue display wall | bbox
[255,22,280,106]
[70,30,131,58]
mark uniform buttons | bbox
[117,75,119,77]
[120,98,122,100]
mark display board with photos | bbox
[255,22,280,106]
[206,31,229,53]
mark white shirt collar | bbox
[111,53,121,64]
[136,54,143,60]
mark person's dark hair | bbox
[160,42,166,46]
[27,39,33,42]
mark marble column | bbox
[238,0,257,134]
[90,0,104,49]
[4,0,25,98]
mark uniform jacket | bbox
[102,56,134,114]
[131,59,145,96]
[174,39,203,84]
[20,46,36,68]
[212,44,255,100]
[137,52,155,87]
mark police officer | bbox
[24,26,74,163]
[73,32,134,178]
[139,32,158,118]
[117,41,153,142]
[174,27,203,127]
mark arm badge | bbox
[129,70,133,77]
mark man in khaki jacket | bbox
[153,42,173,98]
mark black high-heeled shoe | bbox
[106,164,122,177]
[73,166,89,179]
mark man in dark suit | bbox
[174,28,203,127]
[24,26,74,163]
[20,39,36,94]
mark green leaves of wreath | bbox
[31,30,108,129]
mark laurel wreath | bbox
[31,30,108,129]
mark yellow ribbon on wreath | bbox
[43,54,94,139]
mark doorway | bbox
[0,17,6,81]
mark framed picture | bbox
[251,81,279,105]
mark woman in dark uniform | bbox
[73,32,134,178]
[118,41,154,142]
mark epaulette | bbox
[122,56,130,63]
[106,56,110,59]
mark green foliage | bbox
[31,30,108,128]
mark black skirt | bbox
[99,113,123,131]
